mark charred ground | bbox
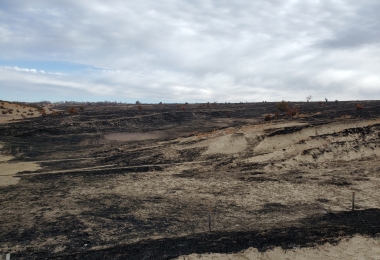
[1,100,380,259]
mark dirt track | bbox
[1,101,380,259]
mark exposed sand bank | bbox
[176,235,380,260]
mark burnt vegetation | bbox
[1,100,380,259]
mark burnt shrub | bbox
[40,109,47,116]
[356,103,364,109]
[264,114,272,121]
[51,111,63,116]
[276,101,290,112]
[68,107,77,114]
[286,107,299,117]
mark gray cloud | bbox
[317,1,380,48]
[0,0,379,102]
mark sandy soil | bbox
[1,101,380,259]
[0,102,61,123]
[176,235,380,260]
[0,143,42,186]
[0,102,43,123]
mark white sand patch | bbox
[175,235,380,260]
[242,119,380,165]
[252,119,380,155]
[0,143,42,186]
[175,122,307,155]
[204,133,247,155]
[0,155,14,162]
[0,161,42,186]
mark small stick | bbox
[208,208,212,232]
[352,192,355,211]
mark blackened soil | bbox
[1,101,380,139]
[16,209,380,259]
[2,101,380,259]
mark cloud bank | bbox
[0,0,379,102]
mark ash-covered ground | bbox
[1,101,380,259]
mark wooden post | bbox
[208,208,212,232]
[6,253,10,260]
[352,192,355,211]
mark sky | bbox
[0,0,380,103]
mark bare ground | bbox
[1,101,380,259]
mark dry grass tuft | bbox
[264,114,273,121]
[67,107,77,114]
[356,103,364,109]
[276,101,289,112]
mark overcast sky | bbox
[1,0,379,103]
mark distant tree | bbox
[136,101,141,105]
[306,95,312,102]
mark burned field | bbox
[1,101,380,259]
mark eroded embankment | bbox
[178,118,380,168]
